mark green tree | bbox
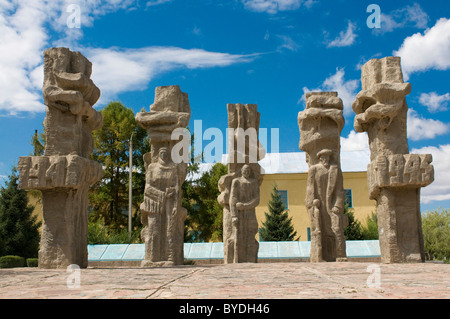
[361,211,378,240]
[260,184,298,241]
[30,129,45,156]
[89,102,149,231]
[422,208,449,261]
[343,205,364,240]
[184,162,227,242]
[0,167,41,258]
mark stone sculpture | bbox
[298,92,347,262]
[218,103,265,263]
[136,85,190,266]
[18,47,103,269]
[352,56,434,263]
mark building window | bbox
[277,190,288,209]
[344,189,353,208]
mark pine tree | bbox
[0,167,41,258]
[260,185,298,241]
[343,205,364,240]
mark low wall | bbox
[88,240,381,267]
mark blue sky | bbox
[0,0,449,211]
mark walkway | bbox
[0,262,448,299]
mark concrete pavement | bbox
[0,262,448,299]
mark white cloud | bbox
[340,130,369,152]
[394,18,450,79]
[146,0,172,8]
[411,144,450,204]
[327,21,357,48]
[377,3,429,34]
[419,92,450,113]
[0,0,138,115]
[301,68,360,117]
[87,47,256,105]
[407,108,449,141]
[241,0,313,14]
[276,35,299,52]
[0,0,256,115]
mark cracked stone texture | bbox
[352,57,434,263]
[17,47,103,269]
[218,103,265,263]
[136,86,190,266]
[298,92,347,262]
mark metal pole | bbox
[128,133,134,241]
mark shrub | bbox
[0,255,25,268]
[422,208,449,262]
[26,258,38,267]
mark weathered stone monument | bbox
[136,85,190,266]
[18,47,103,268]
[218,103,265,263]
[298,92,347,262]
[352,56,434,263]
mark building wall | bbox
[255,171,376,241]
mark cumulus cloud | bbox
[407,108,449,141]
[241,0,314,14]
[0,0,139,115]
[301,68,360,117]
[0,0,256,115]
[394,18,450,79]
[419,92,450,113]
[340,130,369,152]
[411,144,450,204]
[327,21,357,48]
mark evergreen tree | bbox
[0,167,41,258]
[260,185,298,241]
[343,205,364,240]
[361,211,378,240]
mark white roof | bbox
[188,151,370,180]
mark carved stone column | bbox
[298,92,347,262]
[218,104,265,263]
[18,47,103,269]
[352,56,434,263]
[136,85,190,267]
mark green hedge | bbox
[26,258,38,267]
[0,255,26,268]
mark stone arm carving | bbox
[236,192,260,211]
[330,167,345,214]
[229,178,240,219]
[305,166,317,209]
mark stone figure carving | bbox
[352,56,434,263]
[218,104,265,263]
[17,47,103,269]
[136,85,190,266]
[298,92,347,262]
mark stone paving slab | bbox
[0,262,448,300]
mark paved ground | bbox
[0,262,448,299]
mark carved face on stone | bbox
[159,147,170,164]
[318,150,333,169]
[241,165,251,179]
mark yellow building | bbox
[254,151,376,241]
